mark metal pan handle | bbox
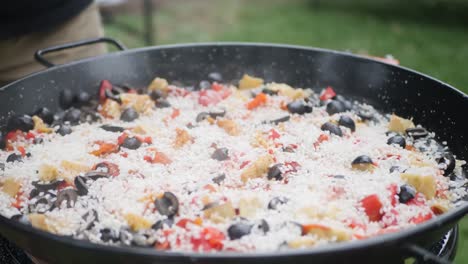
[34,37,127,68]
[403,243,452,264]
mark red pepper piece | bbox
[319,86,336,101]
[99,80,113,103]
[360,194,383,222]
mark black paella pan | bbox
[0,38,466,264]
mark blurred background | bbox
[97,1,468,260]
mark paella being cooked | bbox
[0,74,466,252]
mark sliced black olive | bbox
[151,217,174,231]
[55,189,78,208]
[334,95,353,111]
[282,146,295,153]
[405,127,428,139]
[100,228,119,242]
[208,72,223,82]
[100,125,125,132]
[57,124,72,136]
[212,174,226,185]
[255,219,269,234]
[120,107,139,122]
[211,148,229,161]
[121,137,142,150]
[104,89,122,104]
[32,180,64,192]
[389,166,405,173]
[198,80,211,90]
[59,88,74,109]
[0,133,5,150]
[6,153,22,163]
[398,184,416,203]
[287,101,313,115]
[262,88,278,96]
[75,91,91,107]
[267,164,283,181]
[74,176,88,196]
[387,135,406,148]
[82,210,99,230]
[84,171,111,181]
[436,152,456,176]
[29,188,40,199]
[351,155,374,171]
[155,192,179,217]
[196,112,210,122]
[227,222,253,240]
[7,114,34,132]
[326,100,346,115]
[29,196,54,213]
[338,115,355,132]
[80,106,101,123]
[333,175,346,179]
[33,137,44,144]
[269,115,290,125]
[34,107,54,125]
[11,214,30,225]
[321,122,343,137]
[155,99,171,108]
[63,108,81,125]
[149,90,165,101]
[268,196,289,210]
[209,108,226,119]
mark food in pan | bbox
[0,74,466,252]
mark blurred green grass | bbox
[104,0,467,262]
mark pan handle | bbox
[34,37,127,68]
[403,243,452,264]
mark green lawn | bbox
[104,0,467,262]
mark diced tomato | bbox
[268,129,280,140]
[146,151,172,165]
[314,133,329,148]
[211,82,223,91]
[171,108,180,119]
[6,130,21,141]
[198,88,231,106]
[25,132,35,140]
[191,227,225,252]
[319,86,336,101]
[284,161,300,174]
[382,208,399,227]
[431,206,444,215]
[360,194,383,222]
[17,146,26,157]
[154,240,171,250]
[90,142,119,156]
[301,224,330,236]
[99,80,113,103]
[11,191,24,209]
[246,92,267,110]
[176,218,203,229]
[410,213,433,224]
[387,184,398,207]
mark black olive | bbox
[33,137,44,144]
[198,80,211,90]
[149,90,165,101]
[208,108,226,119]
[389,166,405,173]
[82,210,99,231]
[351,155,374,170]
[326,100,346,115]
[151,217,174,231]
[321,122,343,137]
[29,188,40,199]
[104,89,122,104]
[6,153,22,163]
[255,219,269,234]
[269,115,290,125]
[80,106,101,123]
[7,115,34,132]
[211,148,229,161]
[75,91,91,107]
[59,88,75,109]
[268,196,289,210]
[74,176,89,196]
[333,175,346,179]
[282,146,295,153]
[436,152,456,176]
[267,164,283,181]
[262,88,278,96]
[121,137,142,150]
[29,196,54,213]
[155,99,171,108]
[100,125,125,132]
[287,101,313,115]
[387,135,406,148]
[34,107,54,125]
[405,127,428,139]
[63,108,81,125]
[212,174,226,185]
[196,112,209,122]
[227,222,253,240]
[84,171,111,181]
[0,133,5,150]
[398,184,416,203]
[208,72,223,82]
[32,180,64,192]
[334,95,353,111]
[155,192,179,217]
[100,228,119,242]
[55,189,78,208]
[57,124,72,136]
[11,214,30,225]
[338,116,355,132]
[0,162,4,172]
[120,107,139,122]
